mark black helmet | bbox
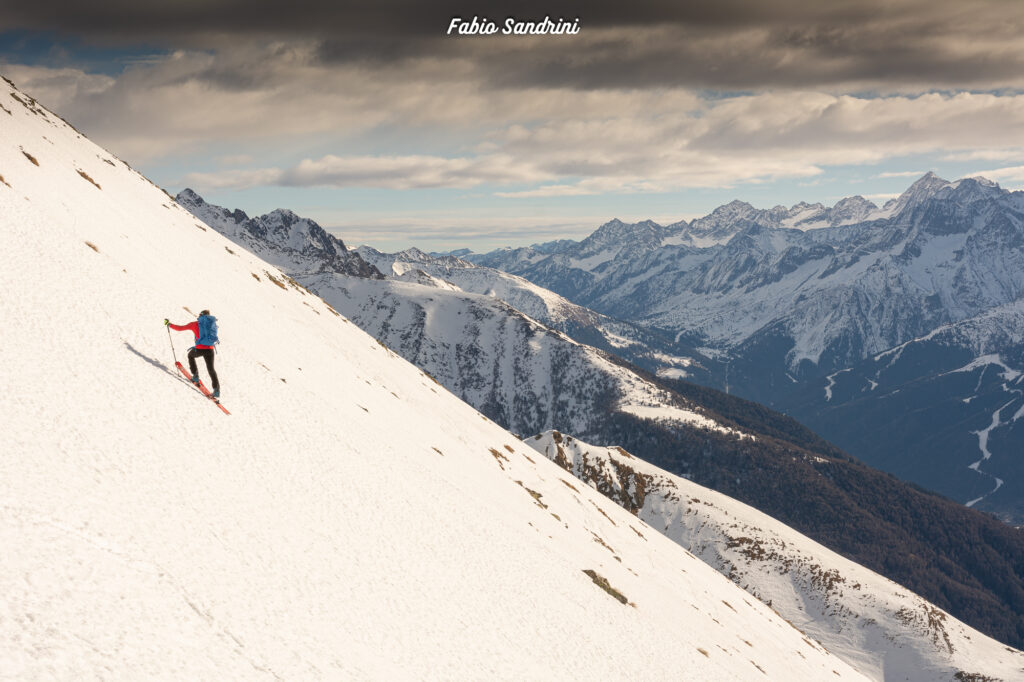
[199,309,210,316]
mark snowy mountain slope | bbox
[527,432,1024,682]
[356,244,606,327]
[355,243,709,376]
[0,76,877,680]
[294,273,735,442]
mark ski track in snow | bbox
[823,368,851,401]
[966,399,1012,507]
[962,360,1024,507]
[943,355,1024,507]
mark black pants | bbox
[188,347,219,390]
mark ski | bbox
[175,361,231,415]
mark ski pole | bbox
[166,323,179,365]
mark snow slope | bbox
[357,244,605,329]
[0,78,868,679]
[354,244,701,375]
[296,273,739,441]
[528,432,1024,682]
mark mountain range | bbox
[465,174,1024,526]
[177,186,1024,652]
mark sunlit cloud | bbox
[971,165,1024,183]
[874,171,927,179]
[942,149,1024,162]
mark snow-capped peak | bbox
[883,171,952,215]
[175,186,205,204]
[175,189,382,279]
[830,195,877,223]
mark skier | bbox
[164,310,220,399]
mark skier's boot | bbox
[191,374,201,386]
[211,388,220,399]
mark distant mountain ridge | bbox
[471,172,1024,369]
[176,188,382,279]
[467,173,1024,524]
[355,243,709,378]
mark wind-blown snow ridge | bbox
[527,431,1024,682]
[0,75,868,679]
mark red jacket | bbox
[169,321,214,350]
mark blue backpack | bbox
[197,314,219,346]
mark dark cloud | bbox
[3,0,1023,90]
[0,1,877,37]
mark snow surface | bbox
[617,402,742,436]
[947,353,1022,383]
[528,432,1024,682]
[295,273,741,441]
[824,369,851,401]
[357,245,606,331]
[646,351,693,367]
[0,77,869,680]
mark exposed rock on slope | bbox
[528,431,1024,682]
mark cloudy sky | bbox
[3,0,1024,251]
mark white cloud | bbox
[184,153,554,191]
[10,47,1024,196]
[863,192,901,202]
[942,149,1024,162]
[496,184,599,198]
[874,170,928,179]
[970,165,1024,183]
[182,168,285,190]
